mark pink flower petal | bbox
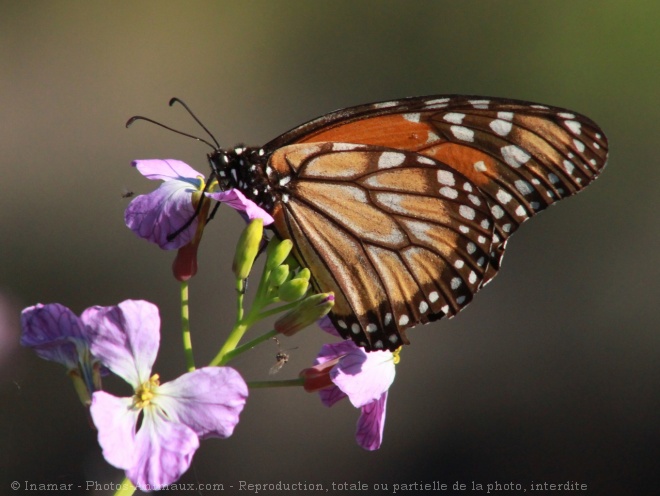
[314,340,357,366]
[90,392,139,469]
[20,303,88,368]
[129,410,199,490]
[87,300,160,387]
[356,391,388,451]
[331,348,395,408]
[132,159,204,182]
[125,180,199,250]
[156,367,248,439]
[318,384,346,407]
[318,315,342,338]
[206,189,274,225]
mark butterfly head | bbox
[208,145,276,213]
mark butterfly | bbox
[137,95,609,351]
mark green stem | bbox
[215,329,278,366]
[210,321,249,366]
[180,280,195,371]
[236,278,245,323]
[248,378,305,389]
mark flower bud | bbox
[269,264,290,287]
[299,357,340,392]
[278,278,309,302]
[232,218,264,280]
[297,267,311,281]
[173,241,200,281]
[266,237,293,270]
[284,253,300,271]
[274,292,335,336]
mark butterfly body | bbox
[208,95,608,351]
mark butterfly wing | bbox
[268,142,496,350]
[267,95,608,236]
[261,96,608,349]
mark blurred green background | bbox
[1,1,658,495]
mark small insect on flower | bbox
[269,337,296,375]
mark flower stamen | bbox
[133,373,161,409]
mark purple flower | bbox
[300,318,397,450]
[20,303,104,405]
[125,160,205,250]
[86,300,248,490]
[125,159,274,280]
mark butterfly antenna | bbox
[125,115,217,150]
[169,97,221,149]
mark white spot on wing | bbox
[404,113,421,122]
[451,126,475,142]
[496,189,512,204]
[440,187,458,199]
[425,97,450,107]
[426,131,440,144]
[514,180,534,195]
[563,160,575,175]
[491,205,505,219]
[378,151,406,169]
[443,112,465,124]
[501,145,531,168]
[417,156,435,165]
[565,120,582,135]
[474,161,487,172]
[372,101,399,109]
[459,205,476,220]
[469,99,489,108]
[332,143,359,151]
[490,119,513,136]
[437,170,455,186]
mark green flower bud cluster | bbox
[227,219,334,341]
[264,237,311,304]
